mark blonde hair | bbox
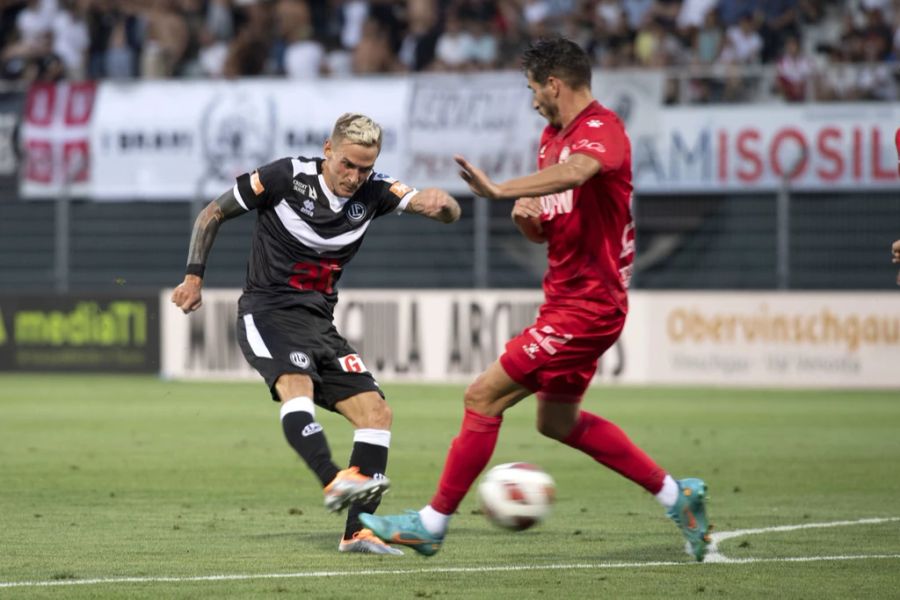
[331,113,383,150]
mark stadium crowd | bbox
[0,0,898,102]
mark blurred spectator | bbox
[351,16,401,73]
[775,34,812,100]
[139,0,190,78]
[861,7,892,60]
[688,9,724,102]
[856,37,895,99]
[223,0,274,76]
[397,0,439,71]
[340,0,369,50]
[634,16,681,67]
[717,0,757,28]
[434,11,473,70]
[51,0,88,78]
[756,0,799,62]
[817,45,860,100]
[205,0,233,41]
[192,23,227,77]
[16,0,57,45]
[677,0,719,35]
[623,0,656,30]
[223,27,269,77]
[693,9,724,64]
[467,16,498,69]
[723,12,763,64]
[277,0,324,78]
[0,0,891,108]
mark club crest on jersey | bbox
[338,353,368,373]
[289,351,311,368]
[301,198,315,217]
[347,201,367,222]
[559,146,571,162]
[293,180,318,200]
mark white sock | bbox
[655,475,680,509]
[418,505,451,537]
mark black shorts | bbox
[236,306,382,410]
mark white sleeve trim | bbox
[232,183,249,211]
[395,189,418,214]
[353,428,391,448]
[281,396,316,419]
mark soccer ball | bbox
[477,462,556,531]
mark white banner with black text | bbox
[160,289,899,389]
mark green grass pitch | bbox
[1,374,899,598]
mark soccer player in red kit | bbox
[362,37,711,561]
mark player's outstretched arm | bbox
[511,197,546,244]
[454,153,601,200]
[171,189,246,314]
[404,188,461,223]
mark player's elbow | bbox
[562,162,593,189]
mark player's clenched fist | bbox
[171,275,203,313]
[512,197,542,219]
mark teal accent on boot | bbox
[360,511,444,557]
[666,477,711,562]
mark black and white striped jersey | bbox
[231,156,417,317]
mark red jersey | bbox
[536,100,634,314]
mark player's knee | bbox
[362,397,393,429]
[463,380,492,414]
[535,418,568,441]
[535,414,576,441]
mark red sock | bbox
[562,411,666,494]
[430,408,502,515]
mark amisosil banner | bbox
[635,103,900,192]
[0,294,159,372]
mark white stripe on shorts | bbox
[242,314,272,358]
[353,428,391,448]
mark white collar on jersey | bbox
[318,173,350,213]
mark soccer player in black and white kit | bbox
[171,113,461,555]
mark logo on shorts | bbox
[290,351,311,368]
[347,201,366,222]
[338,353,368,373]
[523,342,540,359]
[301,422,322,437]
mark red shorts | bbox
[499,303,625,400]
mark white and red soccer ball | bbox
[477,462,556,531]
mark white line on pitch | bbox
[1,517,898,590]
[705,516,900,563]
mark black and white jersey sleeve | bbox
[369,172,418,217]
[232,157,294,212]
